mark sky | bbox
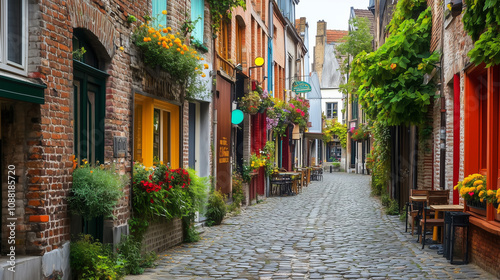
[296,0,371,53]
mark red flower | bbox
[150,199,154,203]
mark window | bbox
[351,96,358,120]
[134,94,180,168]
[464,64,500,221]
[326,102,338,119]
[0,0,28,74]
[191,0,204,43]
[152,0,167,26]
[217,21,230,60]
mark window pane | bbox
[153,109,161,160]
[8,0,23,64]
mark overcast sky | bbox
[296,0,371,53]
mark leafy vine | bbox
[462,0,500,67]
[322,119,348,149]
[206,0,246,35]
[350,5,439,126]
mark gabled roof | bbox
[353,8,375,37]
[326,30,348,44]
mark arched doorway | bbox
[71,28,110,241]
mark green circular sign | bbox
[231,109,244,124]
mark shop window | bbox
[465,64,500,221]
[191,0,204,43]
[0,0,28,75]
[134,94,180,168]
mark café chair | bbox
[420,195,448,249]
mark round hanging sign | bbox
[231,109,244,124]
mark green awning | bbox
[0,75,46,104]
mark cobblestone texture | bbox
[126,173,496,280]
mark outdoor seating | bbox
[406,190,428,235]
[420,195,448,249]
[270,174,292,196]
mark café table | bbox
[429,204,464,241]
[277,172,301,195]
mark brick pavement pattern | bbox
[127,173,496,280]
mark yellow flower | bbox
[160,161,164,165]
[119,46,124,51]
[204,63,209,69]
[176,32,180,35]
[177,48,181,52]
[162,10,168,15]
[479,191,485,197]
[473,180,483,186]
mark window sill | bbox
[469,213,500,237]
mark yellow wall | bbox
[134,94,180,168]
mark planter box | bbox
[468,200,487,216]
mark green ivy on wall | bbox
[206,0,246,35]
[349,5,439,126]
[322,119,348,149]
[463,0,500,67]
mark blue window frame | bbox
[153,0,167,26]
[191,0,204,43]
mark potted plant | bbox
[332,159,341,172]
[454,173,487,215]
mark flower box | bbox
[467,200,486,216]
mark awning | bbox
[0,75,46,104]
[304,132,324,140]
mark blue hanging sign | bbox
[231,109,244,125]
[292,81,312,93]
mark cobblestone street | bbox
[127,173,496,280]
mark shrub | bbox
[332,162,340,168]
[386,199,400,215]
[228,172,245,213]
[69,161,125,220]
[70,235,125,280]
[116,235,156,275]
[205,190,226,226]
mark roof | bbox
[326,30,348,44]
[353,9,375,37]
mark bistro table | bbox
[430,204,464,241]
[277,172,301,195]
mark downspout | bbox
[212,34,217,190]
[439,4,446,190]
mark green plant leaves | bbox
[349,6,439,126]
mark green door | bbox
[73,60,108,241]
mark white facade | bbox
[320,88,344,124]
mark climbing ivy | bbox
[349,6,439,126]
[462,0,500,67]
[322,119,348,149]
[206,0,246,35]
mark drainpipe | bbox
[439,4,446,190]
[212,35,217,190]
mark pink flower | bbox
[290,104,295,108]
[468,192,475,196]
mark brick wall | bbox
[141,218,184,254]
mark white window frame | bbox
[326,102,338,119]
[0,0,28,75]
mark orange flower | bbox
[390,63,397,70]
[177,48,181,52]
[90,170,93,174]
[163,28,168,33]
[180,51,184,54]
[201,74,206,78]
[204,63,209,69]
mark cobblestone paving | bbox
[127,173,496,280]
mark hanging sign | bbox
[231,109,244,125]
[292,81,312,93]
